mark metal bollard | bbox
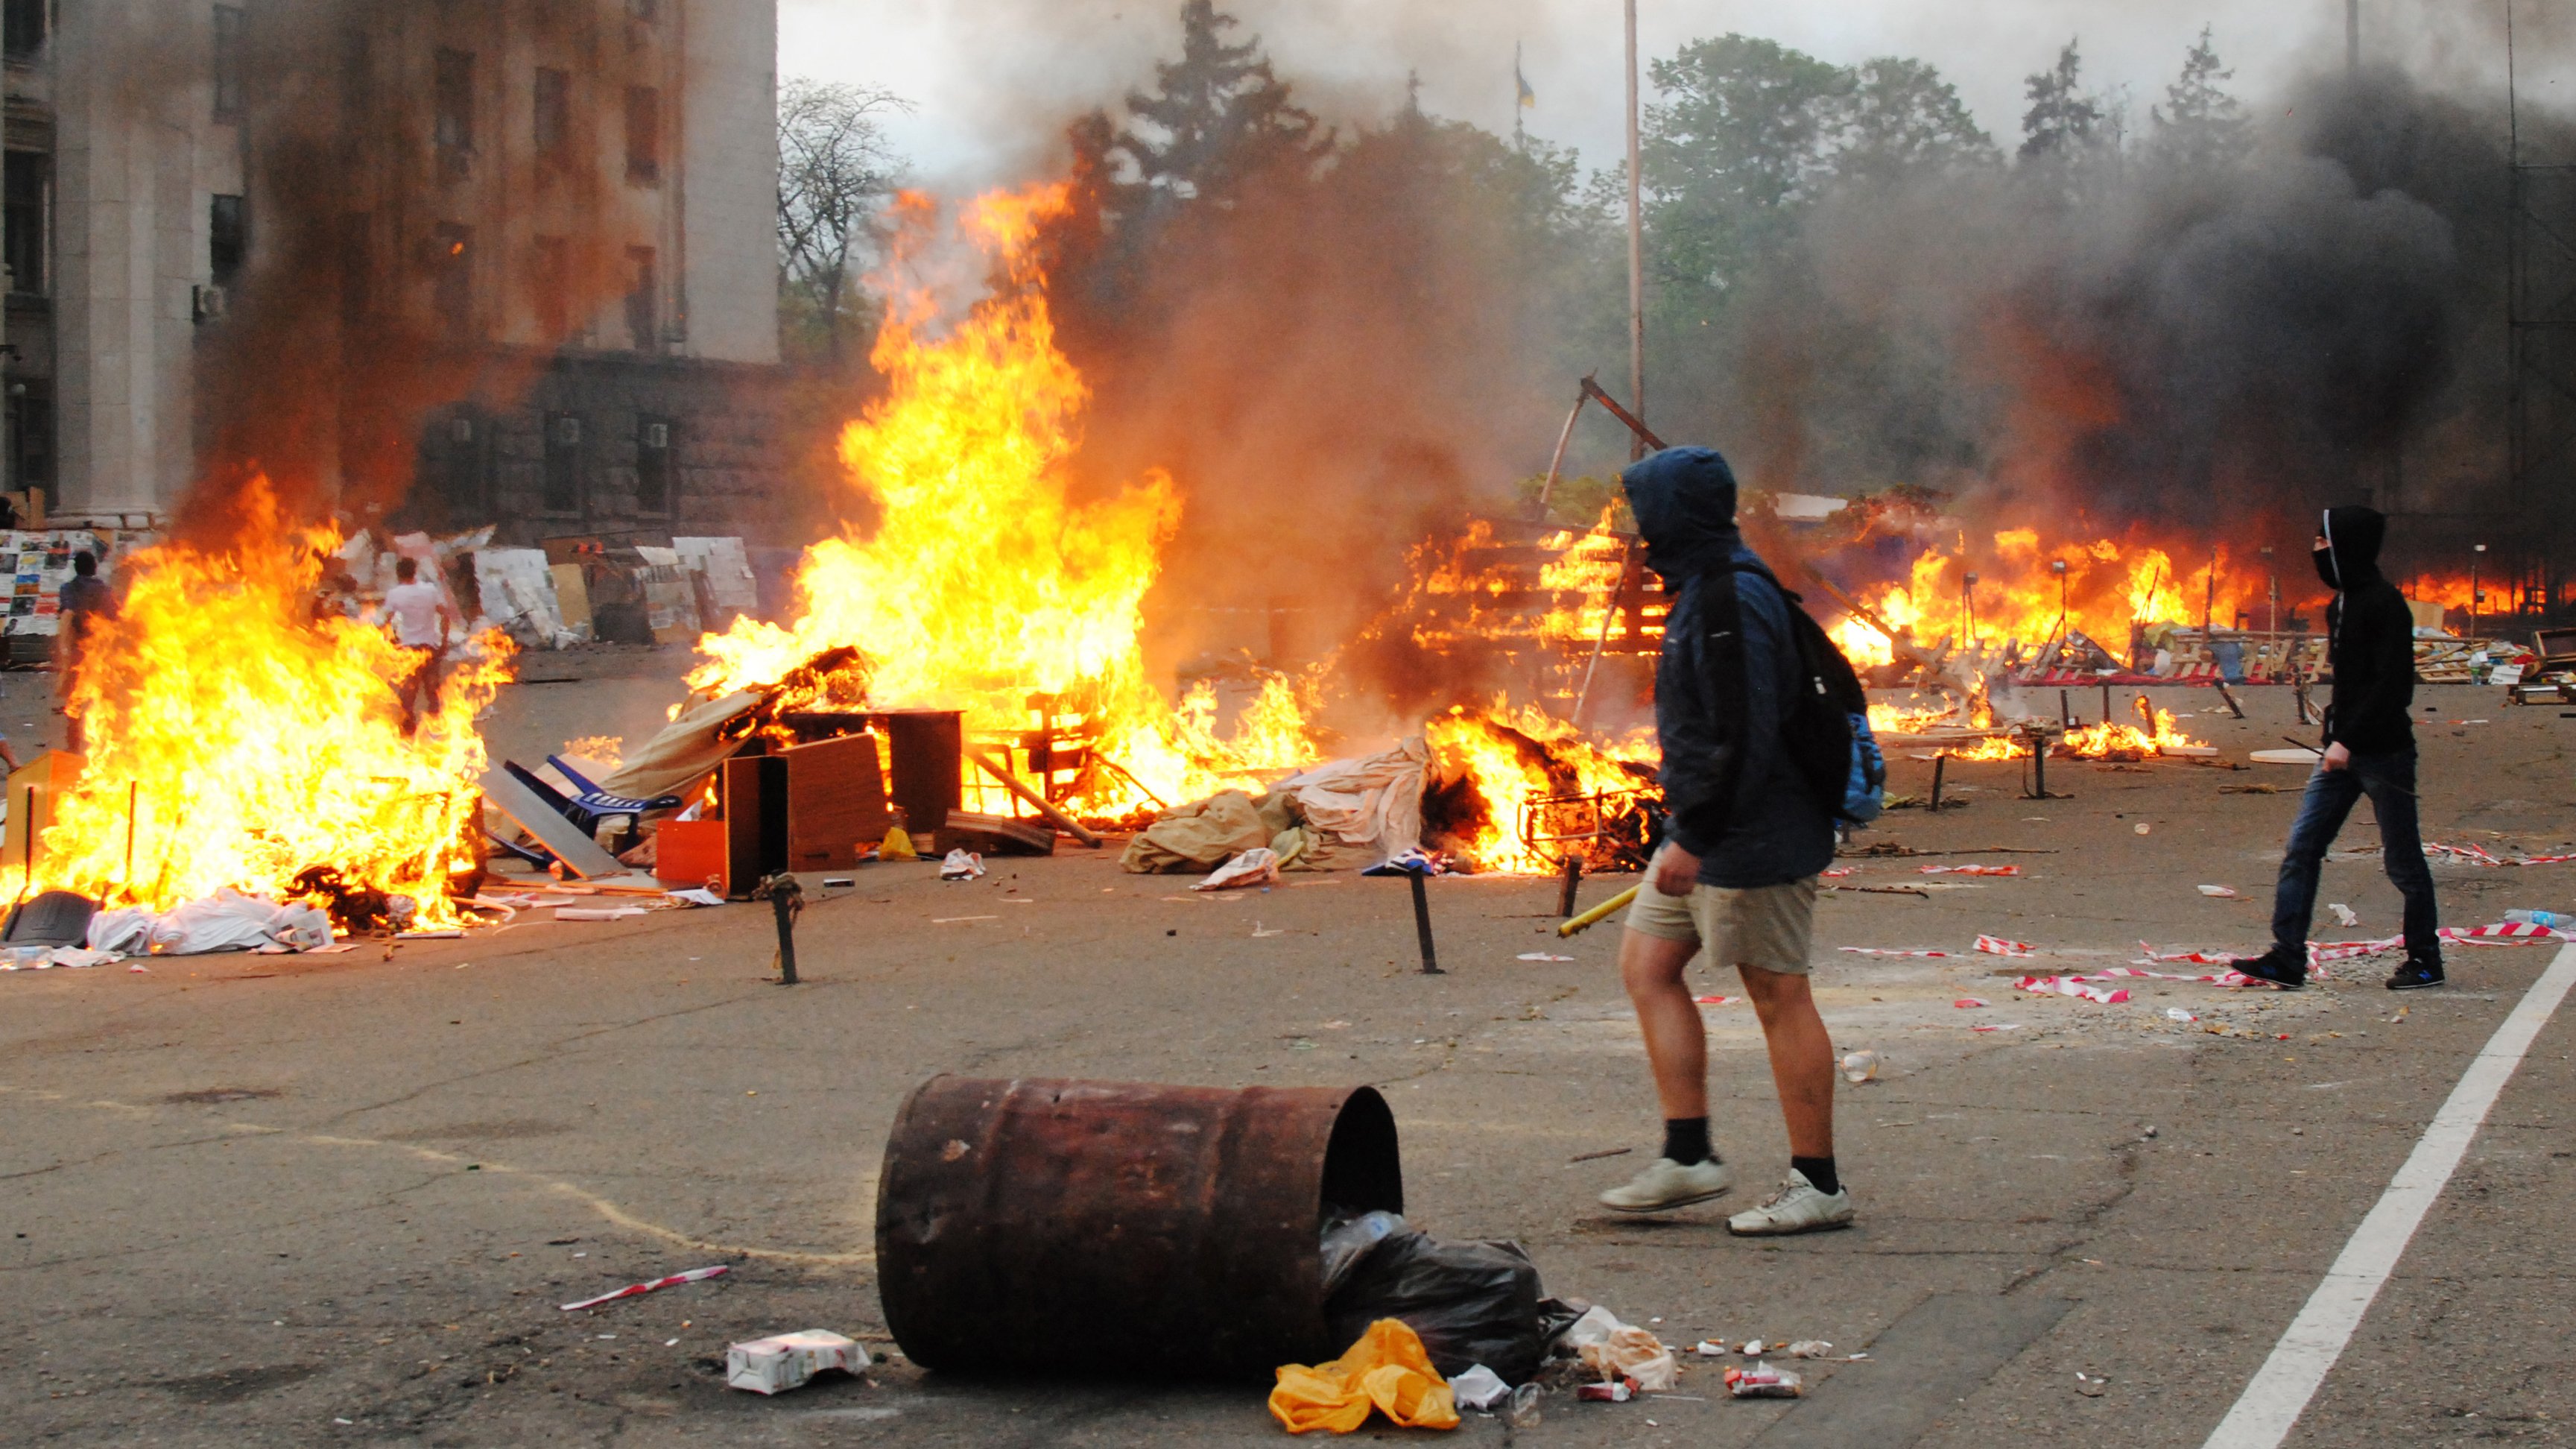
[1931,753,1948,812]
[757,872,804,985]
[1556,853,1583,921]
[1409,870,1441,975]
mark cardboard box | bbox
[725,1330,867,1395]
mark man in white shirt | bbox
[383,555,460,734]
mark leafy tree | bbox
[1644,34,1852,291]
[2150,26,2251,171]
[2019,40,2104,160]
[1836,57,1999,187]
[776,79,909,366]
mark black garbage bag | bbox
[1324,1229,1545,1385]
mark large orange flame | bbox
[689,185,1321,812]
[28,479,509,919]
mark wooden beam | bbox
[965,747,1104,847]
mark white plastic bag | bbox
[1194,847,1281,892]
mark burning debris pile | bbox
[20,483,509,926]
[690,186,1326,820]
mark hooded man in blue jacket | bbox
[1596,446,1853,1234]
[2235,505,2443,991]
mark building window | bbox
[636,416,675,514]
[340,29,371,136]
[8,384,51,493]
[531,234,569,341]
[338,211,370,335]
[209,195,247,287]
[542,412,583,515]
[624,245,656,351]
[211,6,246,121]
[534,67,570,160]
[433,222,473,341]
[3,150,44,295]
[4,0,47,60]
[429,406,489,516]
[624,86,659,186]
[434,48,475,175]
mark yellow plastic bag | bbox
[880,825,918,862]
[1269,1319,1461,1435]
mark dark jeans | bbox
[2271,750,2440,959]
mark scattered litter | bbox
[1694,994,1738,1006]
[2329,903,2359,926]
[1448,1364,1511,1412]
[2166,1007,2200,1023]
[2076,1371,2108,1398]
[556,906,648,921]
[1839,946,1952,958]
[1194,847,1282,892]
[1920,864,2021,877]
[931,915,999,924]
[665,887,724,908]
[1840,1050,1880,1083]
[1693,1340,1728,1357]
[1821,867,1856,877]
[1975,935,2034,957]
[1270,1318,1461,1433]
[1519,952,1575,962]
[1782,1340,1834,1359]
[559,1264,728,1312]
[726,1330,867,1395]
[2506,909,2572,928]
[2133,823,2152,835]
[1577,1378,1638,1403]
[1253,923,1287,938]
[1724,1362,1804,1398]
[1971,1023,2023,1032]
[2016,975,2132,1005]
[1741,1339,1765,1355]
[1577,1323,1677,1391]
[938,850,986,881]
[2197,885,2239,898]
[0,944,120,972]
[822,877,854,888]
[1953,997,1989,1009]
[1569,1146,1633,1164]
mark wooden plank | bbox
[480,768,625,879]
[785,733,893,871]
[935,809,1055,857]
[721,755,788,898]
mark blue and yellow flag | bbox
[1516,42,1536,109]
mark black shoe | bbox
[2386,956,2446,991]
[2235,946,2307,990]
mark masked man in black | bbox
[2237,505,2442,991]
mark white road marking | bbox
[2204,943,2576,1448]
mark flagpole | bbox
[1624,0,1646,461]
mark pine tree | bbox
[1113,0,1326,214]
[2019,40,2104,160]
[2149,26,2250,171]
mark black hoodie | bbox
[2317,505,2416,754]
[1621,447,1835,887]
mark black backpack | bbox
[1722,562,1885,824]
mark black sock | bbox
[1661,1118,1714,1167]
[1791,1155,1841,1195]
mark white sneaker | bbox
[1598,1157,1734,1213]
[1726,1169,1855,1235]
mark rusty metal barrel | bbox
[875,1076,1404,1379]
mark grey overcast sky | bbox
[775,1,2557,192]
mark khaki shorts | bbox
[1625,874,1819,975]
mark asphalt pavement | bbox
[3,680,2572,1445]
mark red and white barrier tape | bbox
[560,1265,729,1313]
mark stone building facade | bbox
[1,0,787,543]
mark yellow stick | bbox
[1557,885,1640,938]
